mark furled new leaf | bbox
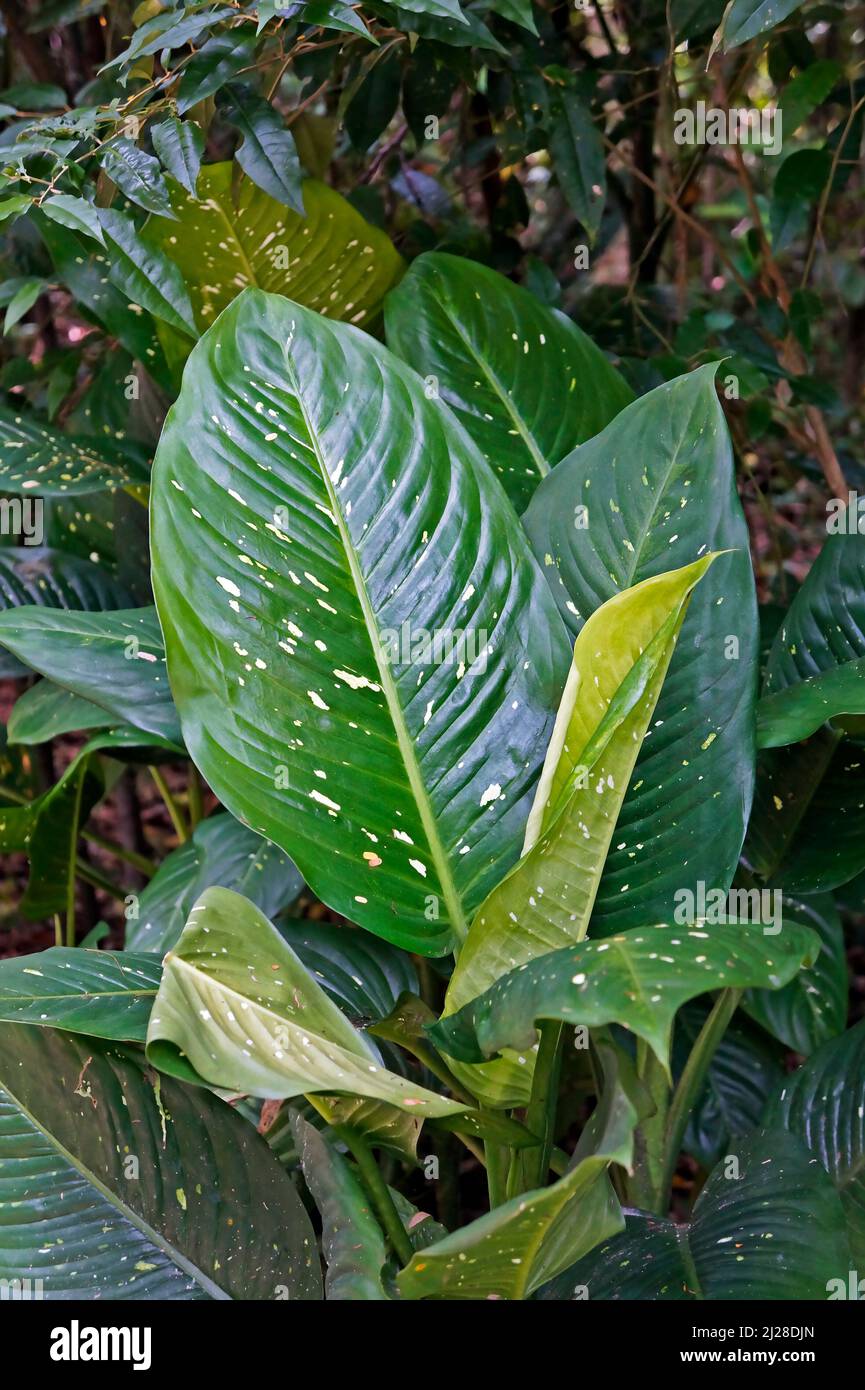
[524,366,758,933]
[440,557,715,1105]
[146,887,465,1118]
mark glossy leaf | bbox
[279,921,417,1022]
[718,0,806,50]
[127,812,303,953]
[432,921,818,1072]
[0,1023,321,1300]
[98,208,197,338]
[0,948,160,1039]
[222,85,304,212]
[524,366,758,933]
[541,1129,849,1300]
[0,547,133,680]
[151,287,570,955]
[0,401,150,493]
[292,1112,389,1300]
[144,164,403,332]
[41,192,104,243]
[385,253,632,511]
[99,138,176,218]
[743,894,847,1055]
[7,680,109,744]
[441,557,714,1105]
[766,1020,865,1264]
[146,887,465,1118]
[0,605,182,745]
[677,1004,783,1168]
[151,116,204,196]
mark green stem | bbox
[149,766,189,843]
[661,987,741,1204]
[483,1125,509,1209]
[75,857,127,903]
[82,830,155,878]
[53,913,62,948]
[521,1019,564,1191]
[334,1127,413,1266]
[627,1040,672,1213]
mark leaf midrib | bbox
[281,339,468,944]
[0,1077,229,1300]
[441,295,550,481]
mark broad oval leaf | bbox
[385,251,632,511]
[7,680,109,744]
[0,1023,321,1300]
[0,605,182,745]
[523,365,759,934]
[432,921,818,1072]
[146,886,465,1118]
[0,948,161,1040]
[150,287,571,954]
[0,547,134,678]
[144,163,403,332]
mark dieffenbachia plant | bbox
[0,245,859,1303]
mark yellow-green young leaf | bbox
[146,887,464,1119]
[396,1059,635,1300]
[442,556,716,1108]
[143,163,403,333]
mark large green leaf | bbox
[292,1112,389,1300]
[7,680,109,744]
[385,252,632,511]
[146,887,464,1118]
[151,287,570,955]
[539,1129,849,1300]
[279,920,417,1022]
[127,811,303,952]
[0,948,160,1039]
[432,921,818,1071]
[766,1020,865,1264]
[0,605,182,745]
[0,1023,321,1300]
[0,402,150,493]
[144,163,403,332]
[440,557,714,1105]
[524,366,758,933]
[743,894,847,1055]
[757,659,865,748]
[0,547,133,678]
[747,517,865,892]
